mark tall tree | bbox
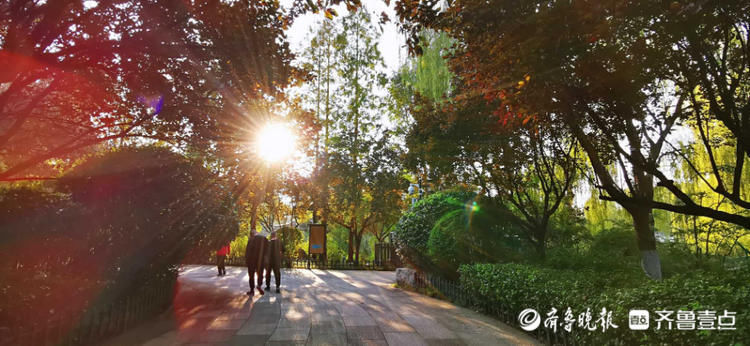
[0,0,295,182]
[329,132,405,263]
[406,88,580,258]
[397,0,750,279]
[309,7,396,263]
[296,16,340,223]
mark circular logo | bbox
[518,308,541,331]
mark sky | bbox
[282,1,407,74]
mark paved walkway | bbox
[111,265,537,346]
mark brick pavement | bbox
[109,265,538,346]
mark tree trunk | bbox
[347,229,354,263]
[535,237,546,260]
[631,205,662,280]
[354,233,362,264]
[534,220,549,260]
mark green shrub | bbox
[229,235,248,259]
[428,204,524,278]
[278,226,303,259]
[542,226,725,282]
[459,263,606,315]
[0,147,238,329]
[393,188,476,270]
[458,263,749,345]
[588,268,750,345]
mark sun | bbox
[254,123,297,163]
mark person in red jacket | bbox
[216,244,230,276]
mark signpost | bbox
[308,223,327,268]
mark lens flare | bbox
[254,123,297,163]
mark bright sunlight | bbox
[254,122,297,163]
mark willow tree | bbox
[391,29,457,188]
[397,0,750,279]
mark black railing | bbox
[374,243,398,267]
[192,256,396,271]
[411,271,574,346]
[287,258,394,270]
[2,276,175,346]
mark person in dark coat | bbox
[265,231,283,293]
[245,232,268,296]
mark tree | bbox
[328,132,405,263]
[258,192,290,234]
[295,15,340,223]
[390,29,458,188]
[396,29,454,104]
[306,7,402,263]
[405,87,580,258]
[277,226,303,261]
[670,125,750,258]
[396,0,750,279]
[0,146,237,329]
[0,0,296,181]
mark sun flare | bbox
[254,123,297,163]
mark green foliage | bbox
[398,0,750,280]
[392,187,530,275]
[278,226,303,258]
[397,29,454,104]
[0,147,238,328]
[300,8,406,263]
[459,263,749,344]
[326,224,350,262]
[427,205,524,278]
[229,236,248,259]
[393,188,475,269]
[1,0,293,180]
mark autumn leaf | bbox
[325,8,338,20]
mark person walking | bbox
[216,244,230,276]
[245,231,268,296]
[265,231,282,293]
[259,234,269,290]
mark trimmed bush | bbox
[0,147,238,332]
[393,189,475,270]
[428,204,523,278]
[459,263,749,344]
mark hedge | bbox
[459,263,749,345]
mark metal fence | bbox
[3,276,175,346]
[374,243,398,267]
[411,271,574,346]
[197,256,396,271]
[287,258,395,270]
